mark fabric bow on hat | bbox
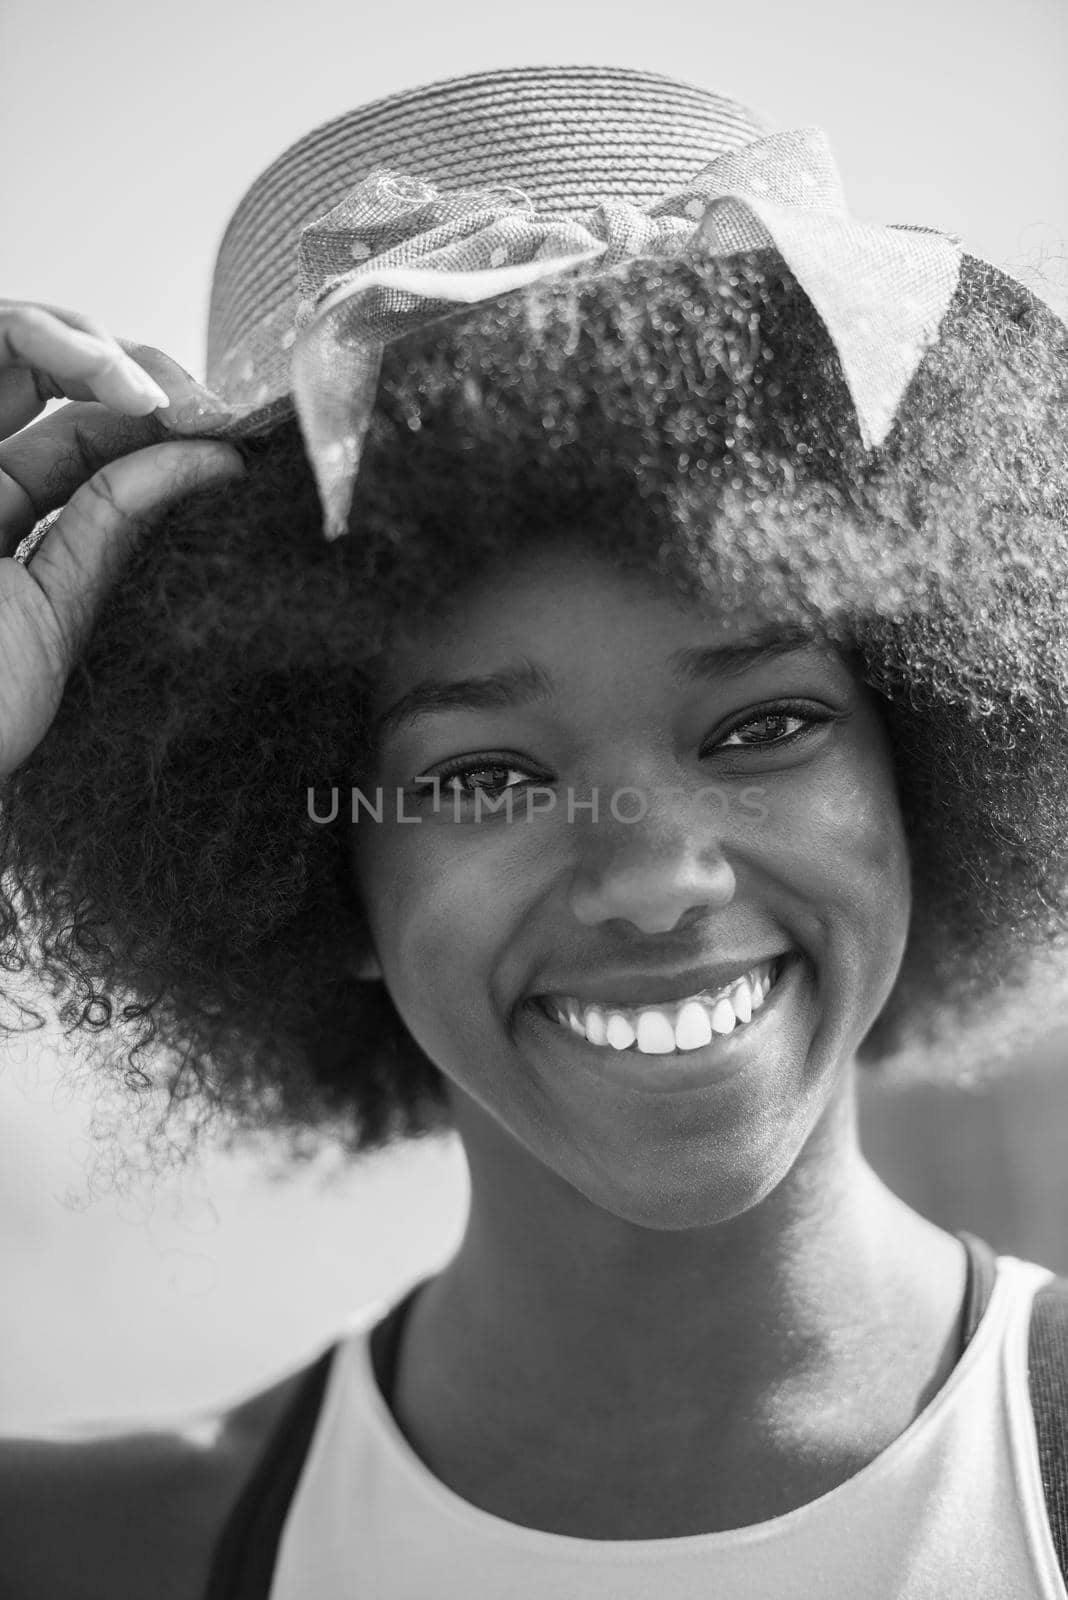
[183,127,965,542]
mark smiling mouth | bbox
[531,957,788,1057]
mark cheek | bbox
[818,782,911,963]
[352,821,528,1053]
[808,763,908,888]
[750,740,911,962]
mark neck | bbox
[389,1069,967,1534]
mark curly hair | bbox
[2,249,1067,1186]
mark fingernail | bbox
[123,364,171,410]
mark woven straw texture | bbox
[205,65,768,418]
[188,65,968,543]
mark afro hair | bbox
[2,247,1067,1186]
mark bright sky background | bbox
[1,0,1066,1428]
[5,0,1067,379]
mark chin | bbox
[558,1109,813,1232]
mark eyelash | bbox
[411,701,837,800]
[703,700,839,756]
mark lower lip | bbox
[519,955,801,1095]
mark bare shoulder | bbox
[0,1360,314,1600]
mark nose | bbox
[569,820,737,935]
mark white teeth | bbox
[709,997,737,1035]
[584,1005,608,1046]
[605,1012,636,1050]
[543,959,783,1055]
[674,1000,713,1051]
[731,979,753,1024]
[635,1010,676,1053]
[564,1001,585,1037]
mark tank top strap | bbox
[204,1279,429,1599]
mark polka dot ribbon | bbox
[280,126,963,541]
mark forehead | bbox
[373,544,844,711]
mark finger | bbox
[21,441,247,665]
[0,302,240,434]
[0,300,116,337]
[0,337,237,440]
[0,299,121,347]
[0,305,170,434]
[0,402,168,554]
[113,340,238,431]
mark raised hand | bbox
[0,301,246,779]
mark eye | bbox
[411,755,545,802]
[710,702,839,753]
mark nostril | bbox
[570,865,737,931]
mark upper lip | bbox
[531,954,788,1009]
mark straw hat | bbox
[156,64,968,542]
[204,65,769,428]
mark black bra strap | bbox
[204,1278,429,1599]
[368,1277,430,1411]
[204,1341,338,1600]
[956,1229,999,1353]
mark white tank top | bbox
[268,1255,1067,1598]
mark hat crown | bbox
[206,65,768,390]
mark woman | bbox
[2,65,1068,1599]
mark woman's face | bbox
[352,545,911,1228]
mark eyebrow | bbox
[373,631,820,742]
